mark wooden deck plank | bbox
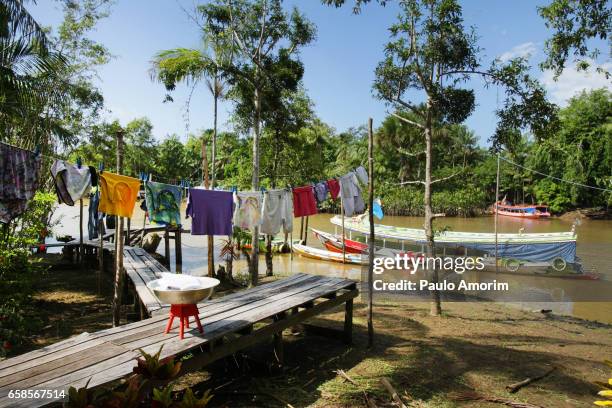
[130,278,354,354]
[0,274,356,408]
[112,275,330,347]
[0,343,129,392]
[0,274,312,374]
[32,278,354,390]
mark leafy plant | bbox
[105,376,146,408]
[134,345,182,380]
[152,385,175,408]
[64,379,101,408]
[176,388,213,408]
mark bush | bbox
[533,179,573,213]
[0,192,56,356]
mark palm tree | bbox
[0,0,70,149]
[150,44,227,278]
[150,47,226,188]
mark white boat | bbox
[330,215,578,266]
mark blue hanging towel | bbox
[373,198,384,220]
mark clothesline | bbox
[499,155,612,193]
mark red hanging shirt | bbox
[327,179,340,200]
[293,186,318,217]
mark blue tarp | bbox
[461,241,577,263]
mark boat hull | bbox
[494,202,551,219]
[311,228,367,254]
[292,243,366,265]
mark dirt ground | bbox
[16,265,612,408]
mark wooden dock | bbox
[0,273,357,407]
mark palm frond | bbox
[149,47,214,91]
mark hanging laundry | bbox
[87,187,105,239]
[260,189,293,235]
[233,191,262,230]
[144,181,182,227]
[327,178,340,200]
[355,166,369,185]
[314,182,329,203]
[89,166,98,187]
[51,160,92,205]
[339,172,365,217]
[293,185,318,217]
[373,198,384,220]
[98,172,141,218]
[186,189,233,235]
[0,143,41,223]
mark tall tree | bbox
[200,0,316,286]
[372,0,556,315]
[150,41,227,188]
[151,30,230,278]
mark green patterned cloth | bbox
[144,181,182,226]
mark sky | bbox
[31,0,611,146]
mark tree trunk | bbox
[249,87,261,286]
[265,134,280,277]
[202,140,214,278]
[212,88,218,189]
[424,101,442,316]
[112,129,125,327]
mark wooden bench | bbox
[123,247,169,316]
[64,239,169,317]
[0,273,358,407]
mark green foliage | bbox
[533,179,573,213]
[0,192,55,357]
[134,345,182,381]
[538,0,611,78]
[1,0,111,165]
[64,379,103,408]
[152,385,174,408]
[176,388,213,408]
[105,376,146,408]
[529,89,612,210]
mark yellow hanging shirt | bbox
[99,172,141,218]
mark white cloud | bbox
[499,42,537,62]
[541,59,612,105]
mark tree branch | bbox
[431,171,462,184]
[397,147,425,157]
[397,180,425,186]
[390,112,425,129]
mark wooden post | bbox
[367,117,374,348]
[304,216,309,245]
[140,175,148,247]
[340,195,346,264]
[202,139,214,277]
[112,128,125,327]
[175,226,182,273]
[494,153,500,274]
[98,206,103,295]
[79,199,84,267]
[299,217,304,242]
[125,218,131,246]
[164,225,170,268]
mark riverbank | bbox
[4,263,610,407]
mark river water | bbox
[50,201,612,324]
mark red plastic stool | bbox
[164,304,203,340]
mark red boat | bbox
[311,228,368,254]
[494,201,551,219]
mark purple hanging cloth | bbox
[186,188,234,235]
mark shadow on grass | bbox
[179,302,601,407]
